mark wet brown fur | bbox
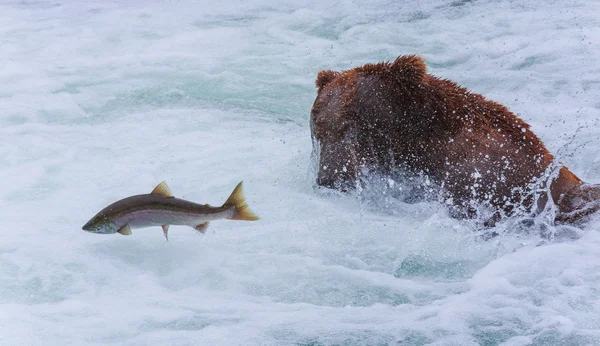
[311,55,599,224]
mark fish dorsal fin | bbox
[151,181,174,198]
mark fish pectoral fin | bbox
[162,225,170,241]
[193,222,210,234]
[151,181,174,198]
[118,224,132,236]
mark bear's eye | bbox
[315,116,353,141]
[338,120,351,133]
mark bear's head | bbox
[310,55,429,190]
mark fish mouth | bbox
[82,225,103,234]
[82,220,94,232]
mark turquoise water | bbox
[1,1,600,345]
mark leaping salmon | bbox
[82,181,259,240]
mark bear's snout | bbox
[317,174,355,192]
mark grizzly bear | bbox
[310,55,600,225]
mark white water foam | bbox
[1,1,600,345]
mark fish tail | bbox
[224,181,259,221]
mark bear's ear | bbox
[390,55,427,82]
[315,70,339,91]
